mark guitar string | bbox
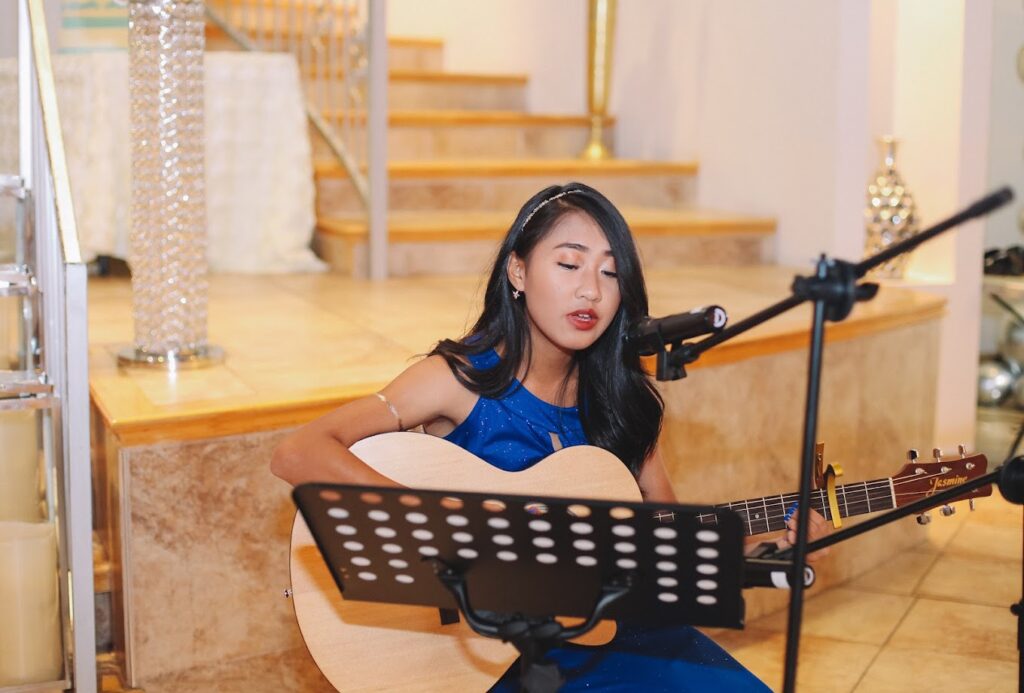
[693,469,981,527]
[719,468,977,511]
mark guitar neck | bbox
[699,477,896,537]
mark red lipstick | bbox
[567,309,598,331]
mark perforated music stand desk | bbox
[294,483,746,691]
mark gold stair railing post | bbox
[581,0,616,161]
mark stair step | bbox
[318,208,774,241]
[323,110,611,127]
[315,158,697,179]
[311,111,611,160]
[205,25,444,70]
[306,68,528,86]
[315,159,697,214]
[305,71,529,111]
[314,208,774,277]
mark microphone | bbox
[743,557,816,590]
[625,305,728,356]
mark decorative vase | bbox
[863,136,919,279]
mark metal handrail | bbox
[10,0,95,691]
[24,0,82,266]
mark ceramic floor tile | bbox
[713,628,880,693]
[964,494,1023,530]
[854,647,1017,692]
[847,550,938,595]
[919,507,969,551]
[747,588,914,645]
[945,521,1022,563]
[887,597,1017,662]
[917,554,1020,607]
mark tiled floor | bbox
[708,486,1022,691]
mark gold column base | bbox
[580,116,612,161]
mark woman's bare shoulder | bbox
[380,353,477,429]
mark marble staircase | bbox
[209,26,776,277]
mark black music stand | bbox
[294,483,748,693]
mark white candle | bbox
[0,410,41,522]
[0,297,14,369]
[0,521,62,686]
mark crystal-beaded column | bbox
[120,0,222,368]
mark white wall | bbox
[611,0,702,161]
[688,1,872,266]
[983,0,1024,251]
[893,1,965,283]
[387,0,585,115]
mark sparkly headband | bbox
[519,189,585,230]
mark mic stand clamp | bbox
[432,560,634,693]
[656,339,699,381]
[790,258,878,321]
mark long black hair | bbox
[430,182,663,476]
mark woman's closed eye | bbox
[557,262,578,270]
[602,269,618,278]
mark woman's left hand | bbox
[776,509,831,563]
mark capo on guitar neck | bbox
[814,443,843,529]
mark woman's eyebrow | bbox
[554,242,613,256]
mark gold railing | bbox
[206,0,390,277]
[582,0,616,160]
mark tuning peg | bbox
[906,449,919,462]
[958,444,967,458]
[932,447,943,462]
[916,512,932,525]
[969,499,976,511]
[940,504,956,517]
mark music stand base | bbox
[433,562,633,693]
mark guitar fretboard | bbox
[697,478,896,536]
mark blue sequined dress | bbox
[443,349,770,691]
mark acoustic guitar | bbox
[288,432,990,692]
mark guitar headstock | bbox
[892,446,991,516]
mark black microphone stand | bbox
[646,186,1014,693]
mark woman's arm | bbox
[270,355,474,487]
